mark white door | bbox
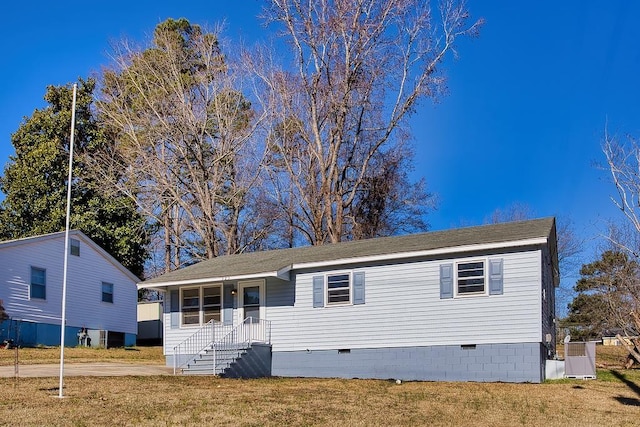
[238,280,266,343]
[238,280,265,322]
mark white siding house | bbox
[0,230,139,347]
[141,218,559,382]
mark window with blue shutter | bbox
[313,276,324,307]
[440,263,453,299]
[488,258,504,295]
[353,272,365,305]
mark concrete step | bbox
[181,346,248,375]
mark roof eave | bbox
[138,269,289,289]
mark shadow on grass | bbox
[615,396,640,406]
[610,370,640,407]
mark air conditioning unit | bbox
[83,329,107,348]
[564,341,596,379]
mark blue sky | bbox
[1,1,639,281]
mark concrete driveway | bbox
[0,363,173,377]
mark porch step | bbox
[180,343,272,378]
[182,346,247,375]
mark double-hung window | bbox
[202,286,222,323]
[30,267,46,300]
[457,261,485,295]
[181,285,222,325]
[70,238,80,256]
[327,273,351,304]
[102,282,114,303]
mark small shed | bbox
[564,341,596,379]
[137,301,163,345]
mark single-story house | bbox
[0,230,139,347]
[141,217,559,383]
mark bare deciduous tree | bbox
[485,202,535,225]
[603,132,640,255]
[253,0,482,245]
[600,130,640,364]
[90,19,266,274]
[487,204,582,277]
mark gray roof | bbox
[141,217,557,287]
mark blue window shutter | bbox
[313,276,324,308]
[170,290,179,328]
[489,258,504,295]
[353,272,365,305]
[440,264,453,299]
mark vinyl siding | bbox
[162,286,236,355]
[266,250,543,352]
[0,234,137,335]
[541,246,556,356]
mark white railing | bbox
[219,317,271,348]
[172,320,234,374]
[211,317,271,374]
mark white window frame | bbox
[180,284,223,327]
[238,279,265,323]
[30,266,46,300]
[326,271,352,306]
[101,282,114,303]
[202,285,223,324]
[70,238,80,256]
[455,259,487,297]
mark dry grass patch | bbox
[1,372,640,426]
[0,346,164,366]
[593,345,630,368]
[0,344,638,425]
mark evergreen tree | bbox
[563,250,640,340]
[0,79,149,278]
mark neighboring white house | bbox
[0,230,139,347]
[141,217,559,383]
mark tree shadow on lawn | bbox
[610,370,640,407]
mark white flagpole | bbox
[58,83,77,398]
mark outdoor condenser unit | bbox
[564,341,596,379]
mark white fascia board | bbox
[291,237,549,271]
[138,270,286,289]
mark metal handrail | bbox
[210,317,271,374]
[172,320,233,374]
[172,317,272,375]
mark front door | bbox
[238,280,264,322]
[238,280,267,343]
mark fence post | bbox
[173,346,177,375]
